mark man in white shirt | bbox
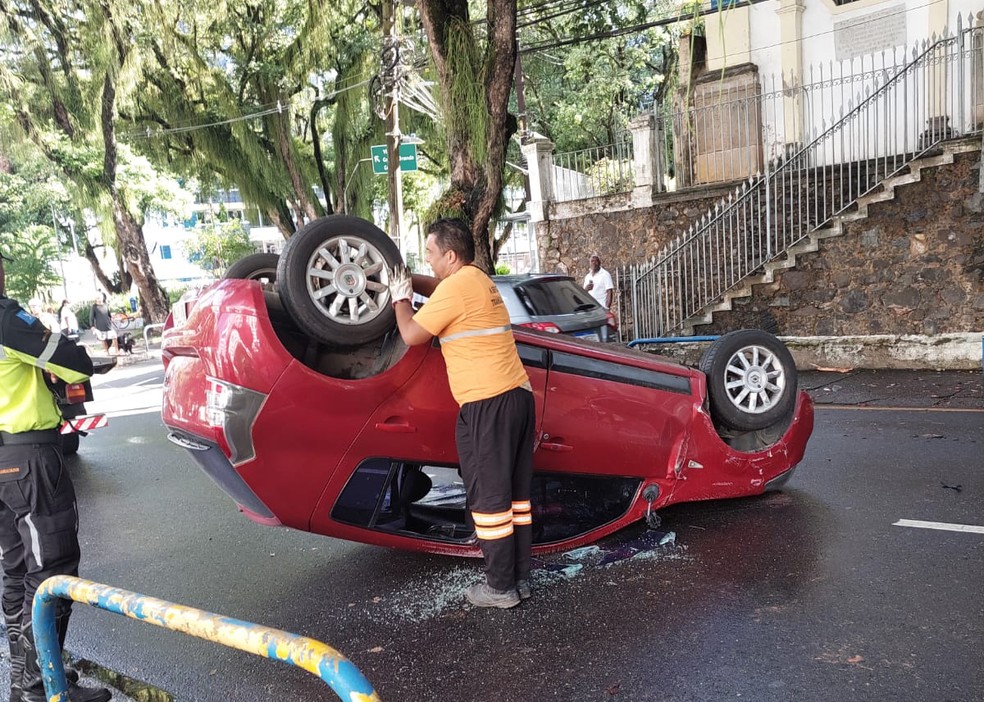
[582,254,614,309]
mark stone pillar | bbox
[973,11,984,146]
[521,135,555,224]
[629,113,660,205]
[777,0,805,151]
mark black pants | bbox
[455,386,535,591]
[0,441,81,637]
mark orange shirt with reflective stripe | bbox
[413,265,530,406]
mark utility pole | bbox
[381,0,403,247]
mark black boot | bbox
[5,610,25,702]
[20,623,111,702]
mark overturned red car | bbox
[161,217,814,556]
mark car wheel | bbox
[224,253,280,286]
[698,329,797,433]
[277,215,401,347]
[61,432,80,456]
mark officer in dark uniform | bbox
[0,250,110,702]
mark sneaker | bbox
[516,580,532,600]
[465,582,520,609]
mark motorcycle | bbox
[48,355,116,455]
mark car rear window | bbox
[513,278,600,316]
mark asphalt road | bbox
[10,361,984,701]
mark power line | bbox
[520,0,945,57]
[124,74,375,140]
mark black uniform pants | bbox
[455,386,535,591]
[0,440,81,634]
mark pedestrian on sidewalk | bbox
[582,254,614,309]
[58,299,80,341]
[0,249,111,702]
[389,218,536,609]
[89,293,119,355]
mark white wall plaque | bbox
[834,5,907,61]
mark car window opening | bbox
[331,459,642,546]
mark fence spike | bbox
[956,12,963,32]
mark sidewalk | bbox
[79,327,160,368]
[801,368,984,409]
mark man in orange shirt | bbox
[390,219,535,609]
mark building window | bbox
[160,245,172,260]
[832,0,861,4]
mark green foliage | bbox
[494,262,511,275]
[74,301,92,329]
[521,3,681,152]
[422,187,469,230]
[0,225,62,301]
[442,20,489,166]
[185,221,257,275]
[130,0,379,231]
[587,157,634,195]
[165,285,190,307]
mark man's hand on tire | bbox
[388,265,413,306]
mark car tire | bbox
[61,432,80,456]
[699,329,797,433]
[277,215,401,347]
[224,253,280,286]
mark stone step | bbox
[681,139,976,335]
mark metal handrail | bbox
[143,322,165,352]
[32,576,381,702]
[622,21,984,339]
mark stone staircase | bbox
[680,138,983,335]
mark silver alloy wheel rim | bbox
[723,344,786,414]
[304,235,391,326]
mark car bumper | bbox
[166,428,281,526]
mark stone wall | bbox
[693,150,984,336]
[535,184,738,278]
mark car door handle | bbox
[540,441,573,452]
[374,421,416,433]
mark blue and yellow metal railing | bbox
[32,575,381,702]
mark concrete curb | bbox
[632,332,984,371]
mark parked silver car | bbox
[493,274,615,342]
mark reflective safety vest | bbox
[0,296,93,434]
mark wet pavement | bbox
[801,368,984,410]
[2,360,981,701]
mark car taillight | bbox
[521,321,562,333]
[171,296,198,327]
[605,311,618,331]
[65,383,87,404]
[205,377,267,466]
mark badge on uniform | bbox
[0,464,28,481]
[16,310,36,325]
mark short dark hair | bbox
[427,218,474,264]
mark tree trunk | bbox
[272,112,323,224]
[83,241,119,294]
[417,0,517,274]
[100,74,169,322]
[110,200,170,322]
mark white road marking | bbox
[893,519,984,534]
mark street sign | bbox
[370,143,418,174]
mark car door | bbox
[536,349,695,475]
[528,348,698,544]
[309,337,548,539]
